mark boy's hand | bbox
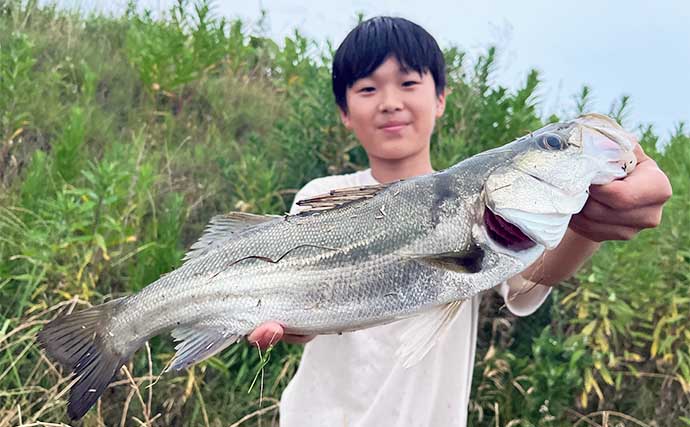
[247,322,315,350]
[569,143,672,241]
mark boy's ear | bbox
[339,106,352,129]
[435,89,447,119]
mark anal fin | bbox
[397,301,464,368]
[168,324,240,371]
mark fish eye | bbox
[539,134,566,150]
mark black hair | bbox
[332,16,446,112]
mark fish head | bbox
[482,113,637,252]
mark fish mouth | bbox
[483,207,537,251]
[574,114,637,182]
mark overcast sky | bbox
[53,0,690,140]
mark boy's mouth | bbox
[380,121,409,132]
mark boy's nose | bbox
[378,91,403,113]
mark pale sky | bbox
[52,1,690,140]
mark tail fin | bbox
[37,298,132,420]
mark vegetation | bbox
[0,1,688,426]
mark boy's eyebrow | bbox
[398,66,424,77]
[350,76,373,85]
[397,63,412,74]
[350,64,425,85]
[396,61,425,75]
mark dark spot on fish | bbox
[421,246,485,274]
[256,299,262,307]
[452,246,484,273]
[431,172,456,227]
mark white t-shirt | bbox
[279,169,551,427]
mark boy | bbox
[249,16,671,426]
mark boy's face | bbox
[339,56,446,164]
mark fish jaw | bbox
[573,113,637,184]
[483,167,590,250]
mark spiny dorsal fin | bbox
[296,183,391,212]
[397,300,465,368]
[183,212,279,261]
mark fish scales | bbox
[112,176,470,338]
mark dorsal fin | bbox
[183,212,279,261]
[296,182,391,212]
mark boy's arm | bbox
[510,229,599,290]
[498,228,598,316]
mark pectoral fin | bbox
[407,245,485,274]
[396,300,464,368]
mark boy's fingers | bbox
[588,159,671,210]
[578,198,664,229]
[247,323,314,348]
[247,322,284,350]
[569,215,639,242]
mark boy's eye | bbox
[402,81,420,87]
[359,86,376,93]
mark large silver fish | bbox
[38,113,636,419]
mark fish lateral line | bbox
[211,243,342,278]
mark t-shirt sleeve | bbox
[497,275,552,317]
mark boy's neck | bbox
[368,152,434,184]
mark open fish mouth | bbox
[483,207,537,251]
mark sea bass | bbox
[38,113,637,419]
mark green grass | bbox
[0,1,688,426]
